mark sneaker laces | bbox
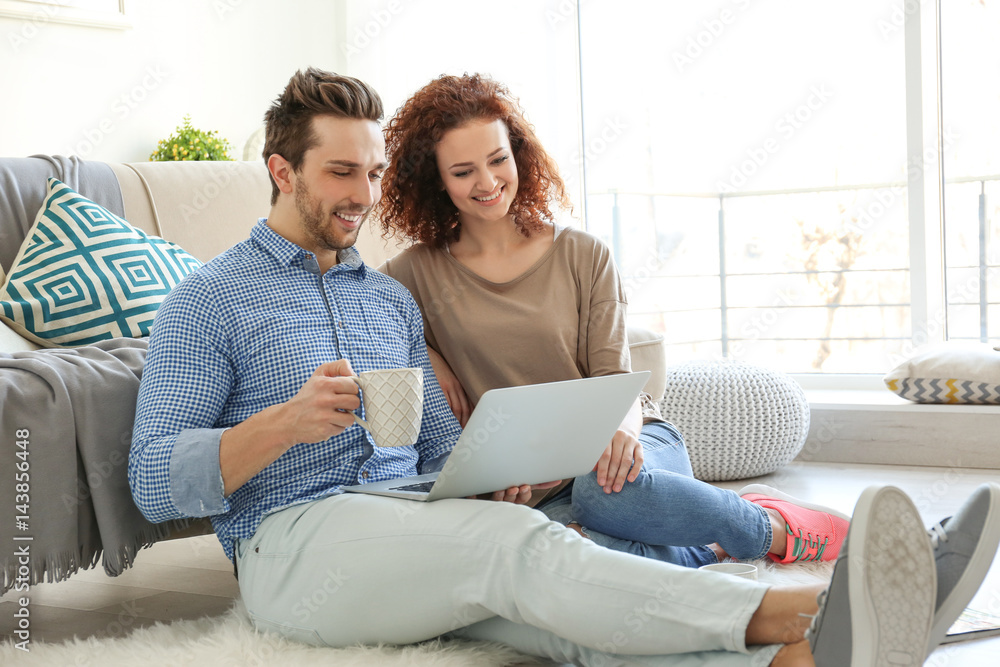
[929,521,949,549]
[791,527,830,562]
[802,588,828,642]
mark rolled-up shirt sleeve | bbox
[168,428,229,516]
[129,274,234,523]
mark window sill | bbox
[805,389,1000,413]
[798,388,1000,470]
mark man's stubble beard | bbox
[295,178,364,252]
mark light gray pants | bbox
[235,494,783,666]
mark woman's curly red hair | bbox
[378,73,571,248]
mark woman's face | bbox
[435,118,519,227]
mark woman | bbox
[378,73,847,568]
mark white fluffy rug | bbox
[0,560,832,666]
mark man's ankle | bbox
[770,640,815,667]
[747,585,823,646]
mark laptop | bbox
[341,371,651,501]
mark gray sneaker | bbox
[926,482,1000,656]
[808,485,936,666]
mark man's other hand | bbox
[486,480,562,505]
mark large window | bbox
[341,0,997,379]
[942,0,1000,345]
[579,0,918,375]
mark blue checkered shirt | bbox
[129,220,460,561]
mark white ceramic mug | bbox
[697,562,759,581]
[352,367,423,448]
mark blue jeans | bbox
[537,421,771,568]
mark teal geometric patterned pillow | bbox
[0,178,202,347]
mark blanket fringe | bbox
[2,518,201,595]
[100,518,195,576]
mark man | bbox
[129,68,998,666]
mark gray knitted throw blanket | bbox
[0,338,189,594]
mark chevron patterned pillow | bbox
[0,178,201,347]
[884,342,1000,404]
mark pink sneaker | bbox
[739,484,851,564]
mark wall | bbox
[0,0,584,206]
[0,0,343,163]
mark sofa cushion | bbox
[884,342,1000,404]
[0,178,201,347]
[627,325,666,402]
[119,161,271,263]
[0,319,40,353]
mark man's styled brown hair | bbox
[262,67,384,204]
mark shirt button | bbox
[361,471,369,479]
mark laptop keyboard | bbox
[389,481,436,493]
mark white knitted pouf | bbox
[658,360,810,481]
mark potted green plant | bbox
[150,115,234,161]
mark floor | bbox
[3,460,1000,664]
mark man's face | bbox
[292,115,387,252]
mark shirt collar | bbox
[252,218,368,278]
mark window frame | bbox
[569,0,951,389]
